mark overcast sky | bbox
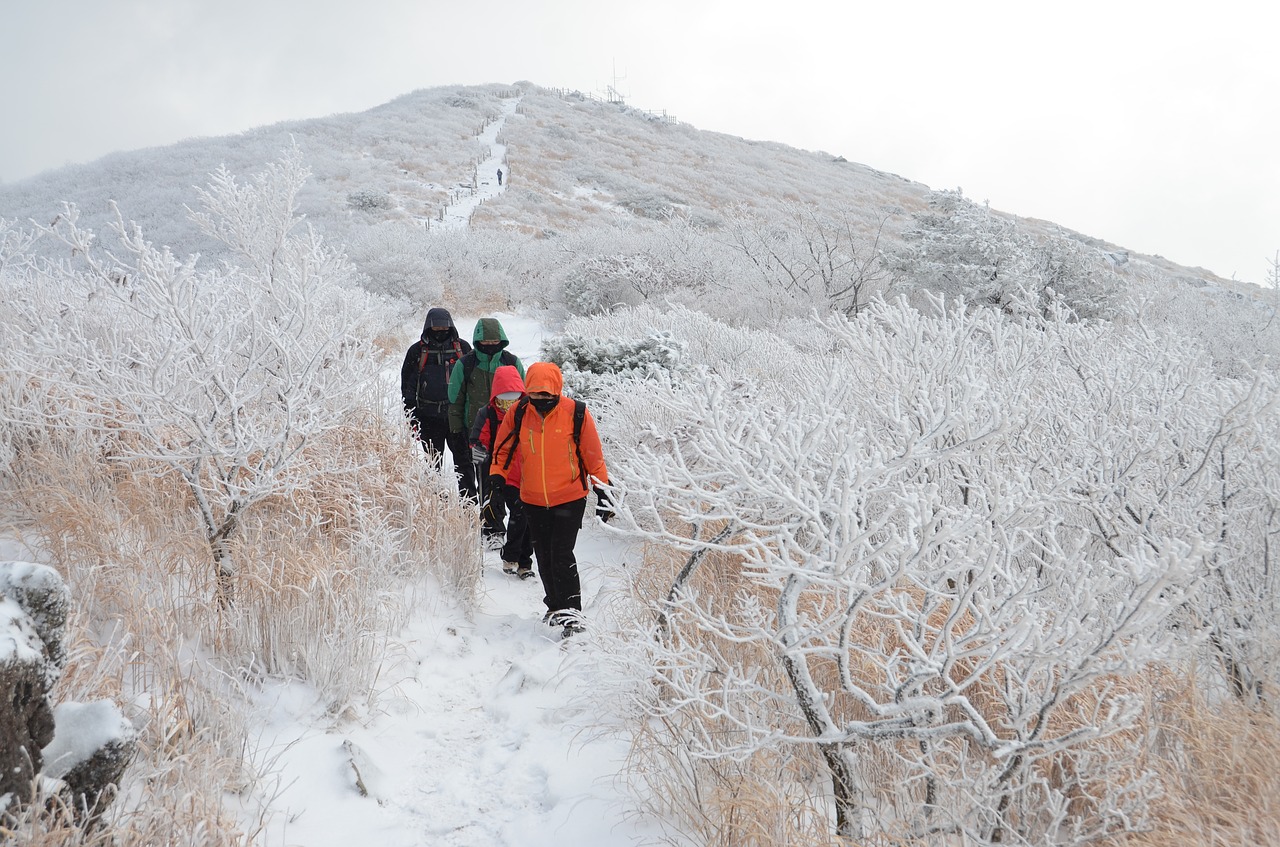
[2,0,1277,283]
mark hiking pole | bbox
[473,455,485,568]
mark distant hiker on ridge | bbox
[497,168,503,186]
[401,308,474,498]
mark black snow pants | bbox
[416,414,475,500]
[523,496,587,615]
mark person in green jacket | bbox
[448,317,526,539]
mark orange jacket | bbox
[492,362,609,508]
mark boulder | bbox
[0,562,68,807]
[1,561,135,826]
[42,700,138,825]
[0,592,57,804]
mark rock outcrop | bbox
[0,562,69,807]
[1,561,135,826]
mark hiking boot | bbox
[484,533,506,551]
[502,561,518,575]
[516,565,534,580]
[557,610,585,638]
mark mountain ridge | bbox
[0,81,1242,298]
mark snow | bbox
[0,594,43,665]
[0,561,67,681]
[40,699,134,779]
[246,317,661,847]
[252,532,653,847]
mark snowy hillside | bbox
[4,81,1264,366]
[0,82,1240,293]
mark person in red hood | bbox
[490,361,611,637]
[469,365,533,579]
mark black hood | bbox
[421,308,457,342]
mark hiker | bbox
[448,318,525,538]
[496,168,503,186]
[401,308,474,498]
[469,365,534,579]
[490,361,612,638]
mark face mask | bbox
[477,342,502,355]
[427,329,451,344]
[530,396,558,416]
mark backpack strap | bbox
[496,398,590,491]
[571,399,588,491]
[420,339,466,374]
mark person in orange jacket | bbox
[490,361,611,637]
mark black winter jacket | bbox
[401,308,472,421]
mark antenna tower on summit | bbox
[606,60,627,104]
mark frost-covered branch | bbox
[593,298,1224,842]
[3,153,387,606]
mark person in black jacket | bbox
[401,308,475,498]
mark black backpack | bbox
[498,398,589,491]
[415,339,466,409]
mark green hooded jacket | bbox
[447,318,526,432]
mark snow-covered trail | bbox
[255,315,661,847]
[431,96,519,231]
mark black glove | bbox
[488,474,505,492]
[594,487,614,523]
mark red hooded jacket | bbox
[471,365,526,487]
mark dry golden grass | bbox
[627,712,845,847]
[1110,675,1280,846]
[2,397,480,844]
[439,283,516,316]
[371,329,406,358]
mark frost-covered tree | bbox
[596,298,1227,843]
[539,329,687,399]
[562,251,680,313]
[3,150,389,606]
[721,201,889,317]
[345,220,437,310]
[893,190,1123,321]
[553,222,724,317]
[1065,357,1280,706]
[1267,249,1280,325]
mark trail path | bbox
[431,96,520,231]
[256,315,661,847]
